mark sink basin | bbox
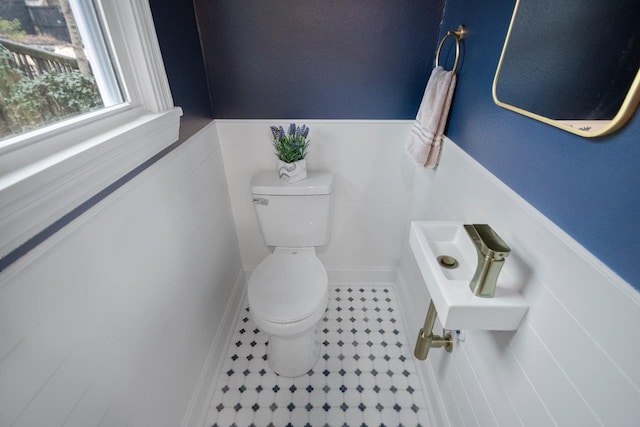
[409,221,528,330]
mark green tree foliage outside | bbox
[0,45,103,138]
[0,18,25,42]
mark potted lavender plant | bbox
[270,123,310,183]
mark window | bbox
[0,0,182,262]
[0,0,123,140]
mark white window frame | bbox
[71,0,123,107]
[0,0,183,261]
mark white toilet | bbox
[248,170,334,377]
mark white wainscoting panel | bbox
[216,120,414,283]
[396,138,640,427]
[0,123,243,427]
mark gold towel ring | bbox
[435,25,466,73]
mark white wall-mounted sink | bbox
[409,221,528,330]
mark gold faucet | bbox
[464,224,510,298]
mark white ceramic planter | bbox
[277,158,307,183]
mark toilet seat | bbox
[248,247,328,334]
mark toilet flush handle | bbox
[252,197,269,206]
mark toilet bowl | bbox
[248,170,334,377]
[248,247,328,377]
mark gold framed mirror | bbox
[492,0,640,137]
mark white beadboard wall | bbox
[216,120,414,284]
[0,123,243,427]
[5,118,638,427]
[396,138,640,427]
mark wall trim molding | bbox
[214,119,414,125]
[0,112,211,281]
[0,109,181,266]
[180,269,247,427]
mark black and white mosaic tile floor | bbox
[205,286,430,427]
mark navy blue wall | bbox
[193,0,445,119]
[149,0,213,140]
[441,0,640,289]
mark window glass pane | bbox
[0,0,123,141]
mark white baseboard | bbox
[326,267,397,285]
[394,268,449,427]
[180,269,247,427]
[395,270,451,427]
[244,266,397,286]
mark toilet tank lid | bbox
[251,171,334,195]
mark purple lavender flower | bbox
[277,126,285,140]
[288,123,296,135]
[270,126,279,139]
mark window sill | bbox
[0,106,182,260]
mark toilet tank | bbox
[251,171,334,247]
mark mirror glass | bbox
[493,0,640,137]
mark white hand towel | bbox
[406,66,457,168]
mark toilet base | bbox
[267,323,321,377]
